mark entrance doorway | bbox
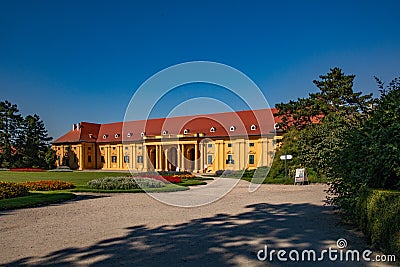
[188,147,195,171]
[167,147,178,171]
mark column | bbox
[219,142,224,170]
[215,142,219,170]
[257,138,266,167]
[106,145,111,169]
[179,144,184,171]
[164,148,168,171]
[238,140,247,170]
[143,145,148,171]
[79,144,84,170]
[155,145,159,171]
[129,144,136,170]
[194,142,199,172]
[199,142,204,173]
[118,145,123,169]
[177,144,181,171]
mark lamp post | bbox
[280,154,293,179]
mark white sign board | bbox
[280,155,293,160]
[295,168,307,183]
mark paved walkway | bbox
[0,180,394,266]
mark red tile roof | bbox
[53,108,280,144]
[53,122,101,144]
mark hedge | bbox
[355,189,400,258]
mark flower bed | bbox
[0,181,29,199]
[87,177,165,190]
[135,175,182,183]
[131,172,199,183]
[21,180,75,191]
[9,168,45,172]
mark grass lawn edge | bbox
[69,184,189,193]
[0,191,76,211]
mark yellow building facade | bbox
[53,109,281,172]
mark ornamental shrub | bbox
[0,181,29,199]
[21,180,75,191]
[87,177,165,190]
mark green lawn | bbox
[0,171,129,187]
[0,171,210,210]
[0,191,75,210]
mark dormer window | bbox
[115,134,120,138]
[274,123,279,130]
[141,132,146,137]
[229,126,236,132]
[210,127,216,133]
[103,134,108,139]
[89,134,94,139]
[250,124,257,131]
[127,132,133,138]
[162,130,168,135]
[183,129,189,134]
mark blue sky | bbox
[1,0,399,139]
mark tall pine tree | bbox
[275,67,374,130]
[19,114,52,168]
[0,101,53,168]
[0,101,23,168]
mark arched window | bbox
[250,124,257,131]
[115,133,120,138]
[183,129,189,134]
[141,132,146,137]
[210,127,216,133]
[229,126,236,132]
[127,132,133,138]
[103,134,108,139]
[162,130,168,135]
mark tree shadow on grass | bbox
[0,194,110,214]
[5,203,371,266]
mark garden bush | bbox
[87,177,165,190]
[355,189,400,258]
[0,181,29,199]
[21,180,75,191]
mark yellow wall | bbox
[53,142,97,170]
[53,135,278,172]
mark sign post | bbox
[279,154,293,179]
[295,168,307,185]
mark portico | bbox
[143,133,202,172]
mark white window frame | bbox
[250,124,257,131]
[210,127,216,133]
[183,129,189,134]
[229,126,236,132]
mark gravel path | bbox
[0,179,394,266]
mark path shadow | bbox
[4,203,373,266]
